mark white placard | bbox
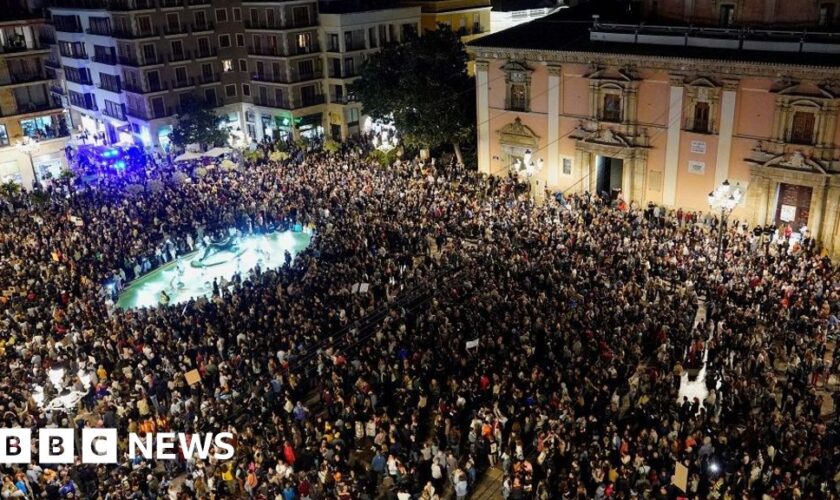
[780,205,796,222]
[687,161,705,175]
[690,141,707,154]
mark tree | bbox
[168,95,230,151]
[351,25,474,164]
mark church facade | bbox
[467,0,840,256]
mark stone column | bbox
[808,184,827,241]
[663,75,684,207]
[821,183,840,256]
[714,79,738,186]
[546,65,562,188]
[476,60,491,175]
[254,110,264,141]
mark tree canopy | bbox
[351,26,474,164]
[168,96,230,151]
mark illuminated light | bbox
[114,160,126,169]
[140,127,152,147]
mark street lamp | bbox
[519,149,544,202]
[707,179,743,263]
[15,137,41,189]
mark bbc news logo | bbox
[0,429,235,464]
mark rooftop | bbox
[468,0,840,67]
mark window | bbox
[204,88,216,106]
[166,13,180,32]
[719,4,735,26]
[222,59,233,72]
[242,84,250,96]
[174,66,188,85]
[693,102,710,132]
[297,33,311,50]
[298,59,314,78]
[197,37,210,56]
[138,16,152,33]
[236,34,244,47]
[790,111,815,144]
[142,43,156,62]
[239,59,247,72]
[219,34,231,48]
[215,9,227,22]
[819,3,835,26]
[292,6,308,26]
[562,158,572,176]
[225,84,236,97]
[329,33,339,51]
[171,40,184,58]
[0,124,8,146]
[602,94,622,122]
[510,84,527,111]
[194,11,207,28]
[201,63,213,78]
[266,9,275,26]
[233,8,241,21]
[21,116,59,140]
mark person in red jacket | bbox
[283,441,296,466]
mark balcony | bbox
[287,43,320,56]
[247,45,283,57]
[190,22,215,33]
[0,101,62,118]
[298,94,325,108]
[126,105,177,120]
[44,58,62,69]
[248,43,320,58]
[97,81,122,93]
[251,72,290,84]
[85,27,112,36]
[244,20,285,30]
[59,50,88,60]
[252,96,292,109]
[53,23,83,34]
[194,47,218,59]
[111,27,158,39]
[186,0,210,5]
[91,54,117,65]
[159,0,183,6]
[168,50,192,62]
[118,54,164,66]
[171,77,195,89]
[2,43,48,55]
[290,69,322,83]
[68,99,97,111]
[163,24,189,36]
[195,73,220,85]
[0,72,49,86]
[102,107,126,120]
[108,0,155,11]
[65,74,94,85]
[344,41,366,52]
[123,80,169,93]
[39,34,56,45]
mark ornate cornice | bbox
[466,46,840,80]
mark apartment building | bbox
[318,2,421,139]
[0,8,69,187]
[400,0,490,42]
[45,0,421,150]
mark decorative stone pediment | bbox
[587,67,636,82]
[772,79,838,99]
[765,152,827,173]
[748,145,828,174]
[500,61,532,74]
[686,76,719,88]
[498,118,539,148]
[572,123,631,147]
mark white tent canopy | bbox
[203,147,232,158]
[174,151,203,162]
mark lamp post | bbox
[16,137,41,189]
[520,149,544,202]
[707,179,743,263]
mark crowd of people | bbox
[0,139,838,499]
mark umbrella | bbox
[174,152,203,162]
[203,147,232,158]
